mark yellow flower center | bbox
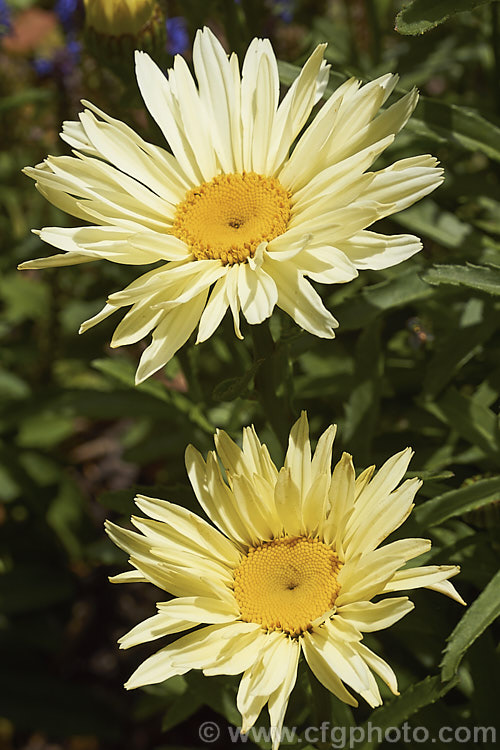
[233,536,342,636]
[171,172,291,265]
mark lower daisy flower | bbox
[106,413,464,747]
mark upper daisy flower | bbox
[20,27,443,383]
[106,413,463,748]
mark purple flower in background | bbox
[34,39,81,78]
[34,0,81,80]
[166,16,189,55]
[271,0,294,23]
[0,0,12,37]
[55,0,81,33]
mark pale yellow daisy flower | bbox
[106,413,464,747]
[20,28,443,382]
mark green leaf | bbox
[335,266,433,330]
[414,476,500,527]
[423,316,499,399]
[356,675,457,750]
[395,0,496,35]
[212,360,261,401]
[0,370,31,400]
[441,569,500,681]
[421,264,500,295]
[424,387,500,457]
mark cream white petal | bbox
[339,230,422,270]
[354,465,375,499]
[359,156,444,217]
[311,424,337,482]
[125,622,260,689]
[79,302,118,333]
[230,473,279,542]
[323,452,355,551]
[284,411,312,500]
[336,88,419,164]
[265,259,338,338]
[339,538,431,605]
[237,633,290,732]
[267,637,300,750]
[336,552,407,607]
[354,448,414,515]
[290,135,393,208]
[301,634,358,706]
[353,641,399,695]
[303,628,376,704]
[240,38,279,172]
[299,246,359,285]
[129,555,234,602]
[153,264,227,310]
[111,299,164,348]
[425,578,466,605]
[134,494,241,567]
[79,98,191,197]
[128,231,192,261]
[274,467,302,537]
[157,595,240,622]
[344,478,421,556]
[185,445,249,546]
[108,569,147,584]
[134,51,203,186]
[135,290,208,384]
[196,277,230,344]
[192,27,239,174]
[78,109,188,209]
[238,264,278,325]
[338,597,414,632]
[226,264,244,340]
[301,473,330,534]
[242,426,279,485]
[383,564,462,595]
[18,250,96,270]
[108,261,191,306]
[168,52,218,181]
[35,226,151,265]
[266,230,313,261]
[269,44,329,176]
[119,613,194,649]
[203,628,271,676]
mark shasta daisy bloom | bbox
[20,28,443,383]
[106,413,464,747]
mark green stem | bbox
[492,3,500,114]
[251,322,291,448]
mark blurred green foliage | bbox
[0,0,499,749]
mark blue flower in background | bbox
[272,0,294,23]
[34,0,81,80]
[0,0,12,37]
[166,16,189,55]
[55,0,81,33]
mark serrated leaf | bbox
[414,476,500,527]
[441,569,500,681]
[356,675,456,750]
[422,264,500,295]
[395,0,495,36]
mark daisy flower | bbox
[106,412,464,748]
[20,27,443,383]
